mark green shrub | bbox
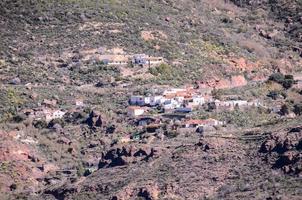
[11,114,26,123]
[33,120,48,129]
[282,78,294,89]
[149,63,172,76]
[268,73,295,89]
[269,73,285,83]
[149,67,159,76]
[77,162,85,177]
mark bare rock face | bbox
[112,182,160,200]
[195,139,211,151]
[258,28,278,39]
[228,57,260,72]
[98,145,158,168]
[259,126,302,175]
[9,77,21,85]
[260,139,276,153]
[0,130,57,193]
[230,75,247,88]
[42,99,57,108]
[197,75,247,89]
[86,110,103,127]
[30,92,38,100]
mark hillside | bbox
[0,0,301,85]
[0,0,301,199]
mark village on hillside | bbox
[17,50,302,142]
[127,85,263,135]
[75,47,165,67]
[18,82,266,141]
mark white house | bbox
[163,99,181,111]
[127,106,145,117]
[215,100,248,108]
[144,96,151,105]
[45,110,66,122]
[163,88,186,96]
[174,96,185,104]
[232,100,248,107]
[75,100,84,107]
[193,96,205,105]
[247,100,261,107]
[184,118,224,128]
[150,96,164,106]
[147,56,164,65]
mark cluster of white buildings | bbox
[214,99,261,110]
[23,108,66,123]
[21,99,85,123]
[184,118,225,128]
[98,54,164,67]
[127,86,263,119]
[128,87,206,117]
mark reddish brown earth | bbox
[40,130,302,200]
[0,130,58,194]
[197,75,248,89]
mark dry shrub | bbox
[206,0,241,13]
[266,81,284,91]
[239,40,269,57]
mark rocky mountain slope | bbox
[0,0,301,85]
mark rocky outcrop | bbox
[230,75,248,88]
[112,182,160,200]
[42,99,57,108]
[86,110,103,127]
[259,126,302,175]
[228,57,260,72]
[197,75,247,89]
[0,130,58,193]
[9,77,21,85]
[257,27,278,40]
[98,145,159,168]
[141,30,167,41]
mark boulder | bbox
[259,29,278,39]
[57,137,71,145]
[260,139,276,153]
[42,99,57,107]
[260,127,302,175]
[98,146,158,168]
[30,92,38,100]
[86,110,103,127]
[106,124,116,134]
[9,77,21,85]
